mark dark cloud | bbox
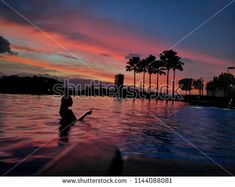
[0,36,17,55]
[125,53,141,60]
[0,0,86,28]
[0,35,12,53]
[0,0,61,23]
[0,1,116,37]
[182,57,194,64]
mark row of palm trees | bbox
[126,49,184,97]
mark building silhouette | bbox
[115,74,124,88]
[207,85,235,97]
[114,74,124,98]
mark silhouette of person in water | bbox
[59,95,92,124]
[59,95,92,144]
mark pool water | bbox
[0,94,234,175]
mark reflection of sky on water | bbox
[0,95,234,175]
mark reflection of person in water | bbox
[58,95,92,144]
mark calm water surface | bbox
[0,94,235,175]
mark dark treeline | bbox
[0,75,61,94]
[178,72,235,97]
[178,72,235,108]
[0,75,169,98]
[178,78,204,95]
[206,72,235,97]
[0,75,164,98]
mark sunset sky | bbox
[0,0,235,85]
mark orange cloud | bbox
[0,55,116,82]
[0,19,125,62]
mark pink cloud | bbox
[0,14,234,87]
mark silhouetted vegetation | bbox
[125,49,184,97]
[206,73,235,97]
[193,78,204,95]
[177,73,235,108]
[160,50,183,97]
[126,56,140,88]
[178,78,193,95]
[178,78,205,96]
[0,75,61,94]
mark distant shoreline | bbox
[0,92,234,109]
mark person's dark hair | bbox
[61,95,73,107]
[59,95,73,117]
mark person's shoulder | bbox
[65,109,76,119]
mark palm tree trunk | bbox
[143,71,145,90]
[172,69,176,98]
[134,71,136,88]
[166,69,169,95]
[149,73,152,91]
[156,73,159,93]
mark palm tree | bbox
[126,56,140,88]
[153,60,166,93]
[178,78,193,95]
[145,55,157,91]
[172,59,184,98]
[193,78,204,95]
[160,50,183,97]
[138,58,148,90]
[160,50,172,95]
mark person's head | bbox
[61,95,73,109]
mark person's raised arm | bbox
[78,109,92,121]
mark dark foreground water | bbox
[0,94,234,175]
